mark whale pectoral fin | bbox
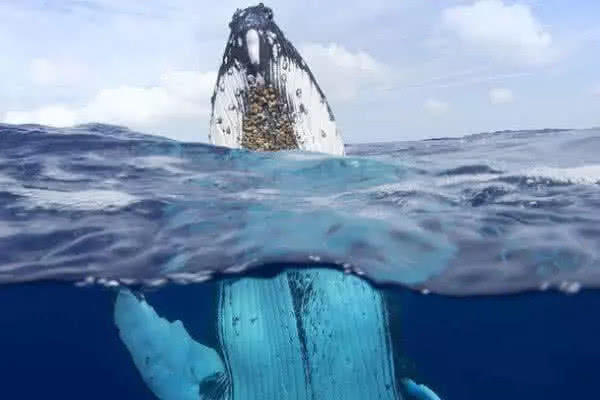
[114,289,227,400]
[402,378,443,400]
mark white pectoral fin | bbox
[114,289,226,400]
[402,379,443,400]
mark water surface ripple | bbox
[1,123,599,295]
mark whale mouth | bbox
[241,84,298,151]
[209,3,345,156]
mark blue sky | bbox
[1,0,599,143]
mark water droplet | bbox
[219,82,225,92]
[296,88,302,98]
[235,88,243,97]
[227,69,233,75]
[281,73,287,82]
[247,75,256,85]
[282,59,289,70]
[216,117,223,124]
[75,276,95,287]
[228,104,236,111]
[225,127,231,135]
[559,281,581,294]
[299,104,307,114]
[320,129,327,138]
[106,277,128,288]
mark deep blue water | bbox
[1,123,600,399]
[2,283,599,399]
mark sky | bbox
[1,0,599,143]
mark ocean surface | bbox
[1,123,599,399]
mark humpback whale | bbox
[208,3,344,155]
[114,4,440,400]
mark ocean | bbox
[1,123,599,399]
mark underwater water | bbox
[1,123,600,399]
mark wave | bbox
[1,123,599,295]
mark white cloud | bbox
[4,105,77,127]
[29,58,88,86]
[79,70,215,126]
[424,99,449,115]
[489,87,514,104]
[3,70,216,137]
[300,43,391,102]
[160,70,216,102]
[3,43,392,140]
[442,0,557,66]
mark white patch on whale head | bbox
[246,29,260,66]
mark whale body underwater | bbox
[114,4,440,400]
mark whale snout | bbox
[225,4,281,77]
[229,3,274,33]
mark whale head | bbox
[209,3,345,155]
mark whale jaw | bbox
[209,4,345,156]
